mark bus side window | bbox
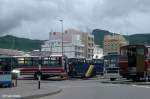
[127,48,131,56]
[1,61,11,71]
[18,58,25,65]
[32,57,39,66]
[59,57,62,65]
[137,49,144,56]
[0,61,3,71]
[147,48,150,58]
[121,48,127,56]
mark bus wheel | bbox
[34,73,38,79]
[110,78,116,81]
[41,75,49,80]
[34,72,42,80]
[132,77,140,82]
[60,74,68,80]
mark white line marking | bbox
[59,84,119,89]
[132,85,150,89]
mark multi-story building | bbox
[41,29,95,59]
[41,31,84,58]
[81,33,94,59]
[103,34,128,55]
[93,45,103,59]
[66,29,95,59]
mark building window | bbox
[58,42,60,45]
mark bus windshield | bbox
[104,54,119,68]
[121,47,144,56]
[0,57,13,72]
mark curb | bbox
[101,80,132,84]
[18,88,62,99]
[101,81,150,85]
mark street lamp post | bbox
[59,20,64,56]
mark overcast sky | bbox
[0,0,150,39]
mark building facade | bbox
[103,34,128,55]
[41,29,95,59]
[41,31,84,58]
[93,45,103,59]
[81,33,94,59]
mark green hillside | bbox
[0,35,44,51]
[92,29,150,47]
[0,31,149,51]
[124,34,150,44]
[92,29,111,47]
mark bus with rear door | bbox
[119,44,150,81]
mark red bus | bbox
[12,55,68,79]
[119,44,150,81]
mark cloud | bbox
[91,0,150,33]
[0,0,150,39]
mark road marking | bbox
[59,84,120,89]
[132,85,150,89]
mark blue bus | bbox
[68,58,89,78]
[0,56,13,87]
[92,59,104,75]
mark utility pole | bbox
[59,20,64,56]
[49,31,53,55]
[38,57,42,89]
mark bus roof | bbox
[0,55,14,58]
[120,44,150,49]
[13,56,40,58]
[13,54,64,58]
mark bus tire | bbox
[110,78,116,81]
[41,75,49,80]
[132,76,140,81]
[34,73,38,79]
[34,72,42,80]
[60,74,68,80]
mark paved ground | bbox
[38,79,150,99]
[0,80,61,99]
[1,77,150,99]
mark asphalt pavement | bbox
[1,77,150,99]
[38,79,150,99]
[0,80,61,99]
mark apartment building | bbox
[81,33,94,59]
[41,31,84,58]
[103,34,128,55]
[93,45,103,59]
[41,29,95,59]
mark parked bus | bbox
[92,59,104,75]
[103,53,120,81]
[119,44,150,81]
[68,58,88,78]
[12,55,68,79]
[0,56,13,87]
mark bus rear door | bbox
[127,46,145,80]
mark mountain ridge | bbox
[0,30,150,51]
[92,29,150,47]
